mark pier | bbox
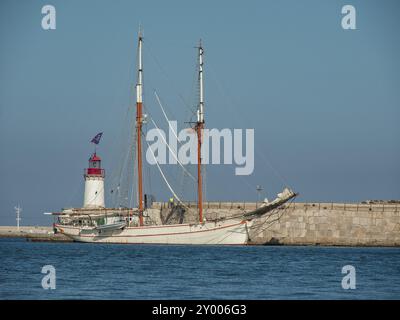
[0,226,72,242]
[151,201,400,246]
[1,202,399,246]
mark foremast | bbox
[136,31,144,226]
[196,40,205,223]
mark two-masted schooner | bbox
[51,32,297,245]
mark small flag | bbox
[91,132,103,145]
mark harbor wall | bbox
[0,226,72,242]
[150,202,400,246]
[1,202,398,246]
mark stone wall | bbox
[0,226,71,242]
[149,202,400,246]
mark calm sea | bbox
[0,238,399,300]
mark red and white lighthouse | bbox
[83,153,105,208]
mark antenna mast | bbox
[14,205,22,230]
[196,40,204,223]
[136,29,144,226]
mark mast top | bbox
[197,39,204,124]
[138,24,143,40]
[136,29,143,104]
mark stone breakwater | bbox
[1,202,398,246]
[149,202,400,246]
[0,226,71,242]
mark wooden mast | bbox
[136,31,144,226]
[196,41,205,223]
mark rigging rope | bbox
[154,90,197,201]
[110,106,134,207]
[154,91,180,142]
[144,39,194,114]
[207,58,292,192]
[145,140,189,209]
[148,116,196,181]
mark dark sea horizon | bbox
[0,238,399,300]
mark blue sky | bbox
[0,0,399,225]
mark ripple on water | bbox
[0,240,399,299]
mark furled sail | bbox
[243,187,297,219]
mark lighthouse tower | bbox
[83,153,105,208]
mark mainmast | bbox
[136,31,144,226]
[196,40,204,223]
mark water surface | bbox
[0,238,399,299]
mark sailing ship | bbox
[51,32,297,245]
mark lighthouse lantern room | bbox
[83,153,105,208]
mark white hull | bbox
[55,219,251,245]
